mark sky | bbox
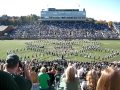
[0,0,120,21]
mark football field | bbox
[0,39,120,62]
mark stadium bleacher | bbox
[9,21,118,39]
[113,22,120,34]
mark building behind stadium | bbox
[40,8,86,21]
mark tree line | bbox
[0,15,113,28]
[0,14,39,26]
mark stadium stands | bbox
[113,22,120,34]
[9,21,118,39]
[0,8,119,40]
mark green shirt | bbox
[38,72,50,89]
[0,71,20,90]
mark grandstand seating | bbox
[113,22,120,34]
[9,21,119,39]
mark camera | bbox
[19,61,25,69]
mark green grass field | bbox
[0,39,120,62]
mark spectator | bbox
[38,66,50,90]
[62,66,79,90]
[86,69,98,90]
[54,67,62,89]
[51,67,56,75]
[96,67,120,90]
[30,66,39,90]
[0,71,20,90]
[81,72,88,90]
[4,54,32,90]
[47,67,55,90]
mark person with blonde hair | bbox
[86,69,98,90]
[96,67,120,90]
[30,66,39,90]
[62,66,79,90]
[38,66,50,90]
[28,59,39,90]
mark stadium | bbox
[0,8,120,40]
[0,7,120,61]
[0,6,120,90]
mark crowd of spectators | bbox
[113,22,120,35]
[1,54,120,90]
[9,21,119,39]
